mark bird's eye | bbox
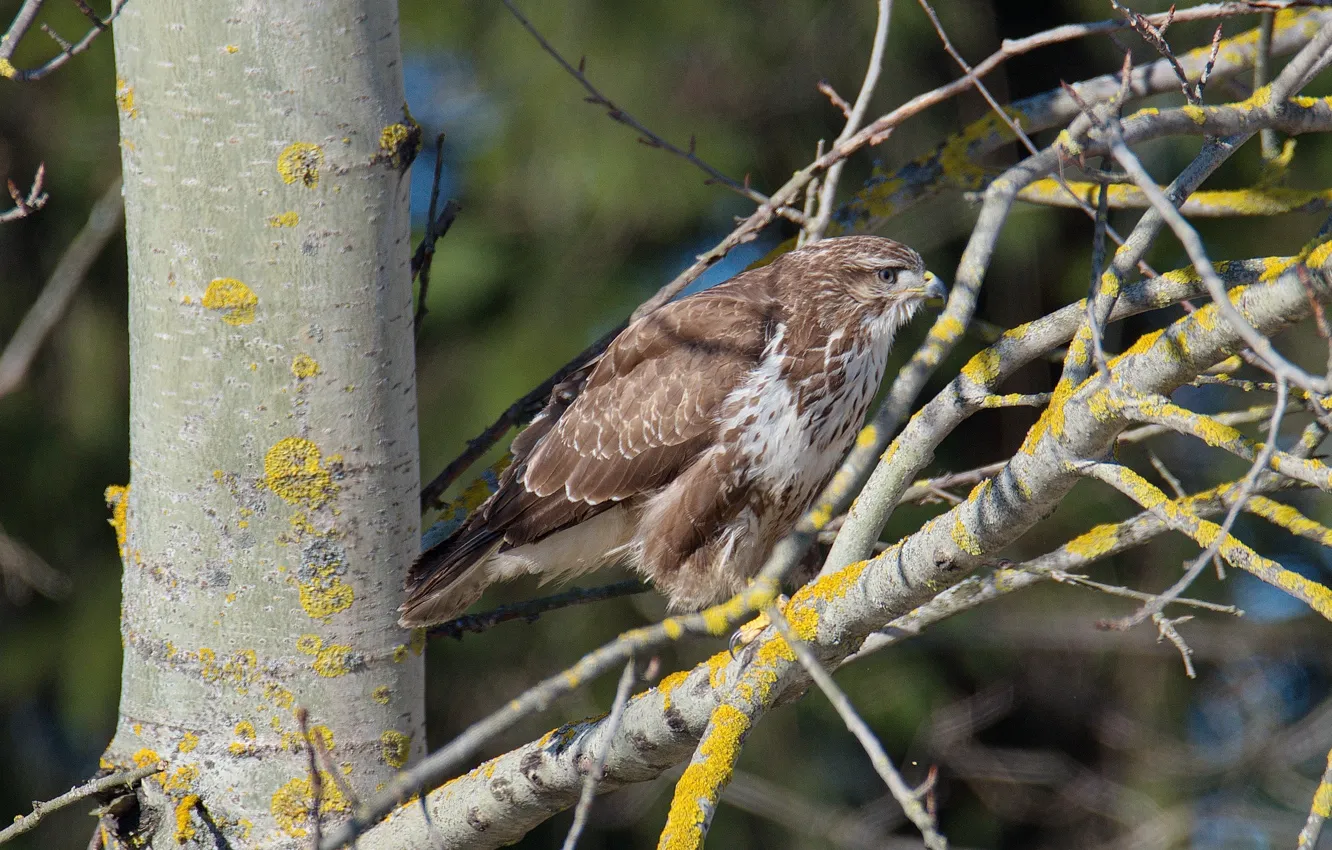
[876,268,898,284]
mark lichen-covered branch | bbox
[335,250,1332,849]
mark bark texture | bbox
[107,1,422,845]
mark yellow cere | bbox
[277,142,324,189]
[658,704,751,850]
[264,437,337,508]
[202,278,258,325]
[267,211,299,228]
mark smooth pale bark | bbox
[107,1,422,845]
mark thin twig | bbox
[1296,746,1332,850]
[426,579,649,640]
[297,707,324,850]
[764,605,947,850]
[1097,378,1290,632]
[0,765,161,844]
[418,4,1315,508]
[804,0,893,242]
[0,163,48,223]
[0,175,123,398]
[1101,112,1330,394]
[497,0,797,218]
[1151,612,1197,678]
[413,133,459,336]
[561,659,638,850]
[0,0,129,82]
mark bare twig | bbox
[1151,612,1197,678]
[561,659,638,850]
[413,133,460,335]
[804,0,893,242]
[0,175,124,398]
[1297,746,1332,850]
[0,765,161,845]
[0,523,69,603]
[497,0,798,219]
[1122,379,1291,631]
[0,0,129,82]
[426,579,649,640]
[297,708,324,850]
[765,606,947,849]
[0,163,48,223]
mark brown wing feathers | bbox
[401,285,781,624]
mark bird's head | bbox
[779,235,946,338]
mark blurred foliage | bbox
[2,1,1331,848]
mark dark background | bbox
[3,1,1331,847]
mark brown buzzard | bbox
[400,235,943,627]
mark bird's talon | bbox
[728,595,791,656]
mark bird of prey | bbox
[400,235,944,627]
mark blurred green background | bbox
[3,1,1332,847]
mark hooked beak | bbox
[923,271,947,305]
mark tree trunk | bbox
[106,1,422,845]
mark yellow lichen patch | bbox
[928,315,964,342]
[785,559,870,641]
[115,77,138,118]
[309,724,334,752]
[372,685,392,705]
[161,763,199,794]
[658,704,751,850]
[380,730,411,768]
[264,437,337,508]
[132,748,162,770]
[202,277,258,325]
[392,643,409,663]
[662,618,684,639]
[705,651,731,689]
[296,634,323,655]
[267,210,299,228]
[291,354,320,379]
[951,512,984,556]
[410,628,427,655]
[1181,104,1207,125]
[377,121,420,171]
[855,425,878,449]
[657,670,690,711]
[262,681,295,710]
[224,44,239,54]
[1065,523,1120,561]
[1307,240,1332,270]
[105,484,130,554]
[277,142,324,189]
[0,58,15,79]
[961,347,1002,387]
[177,732,200,753]
[298,572,354,620]
[1246,496,1332,546]
[173,794,200,843]
[270,773,349,838]
[312,643,354,677]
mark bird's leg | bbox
[729,594,791,656]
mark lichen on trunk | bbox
[106,1,423,845]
